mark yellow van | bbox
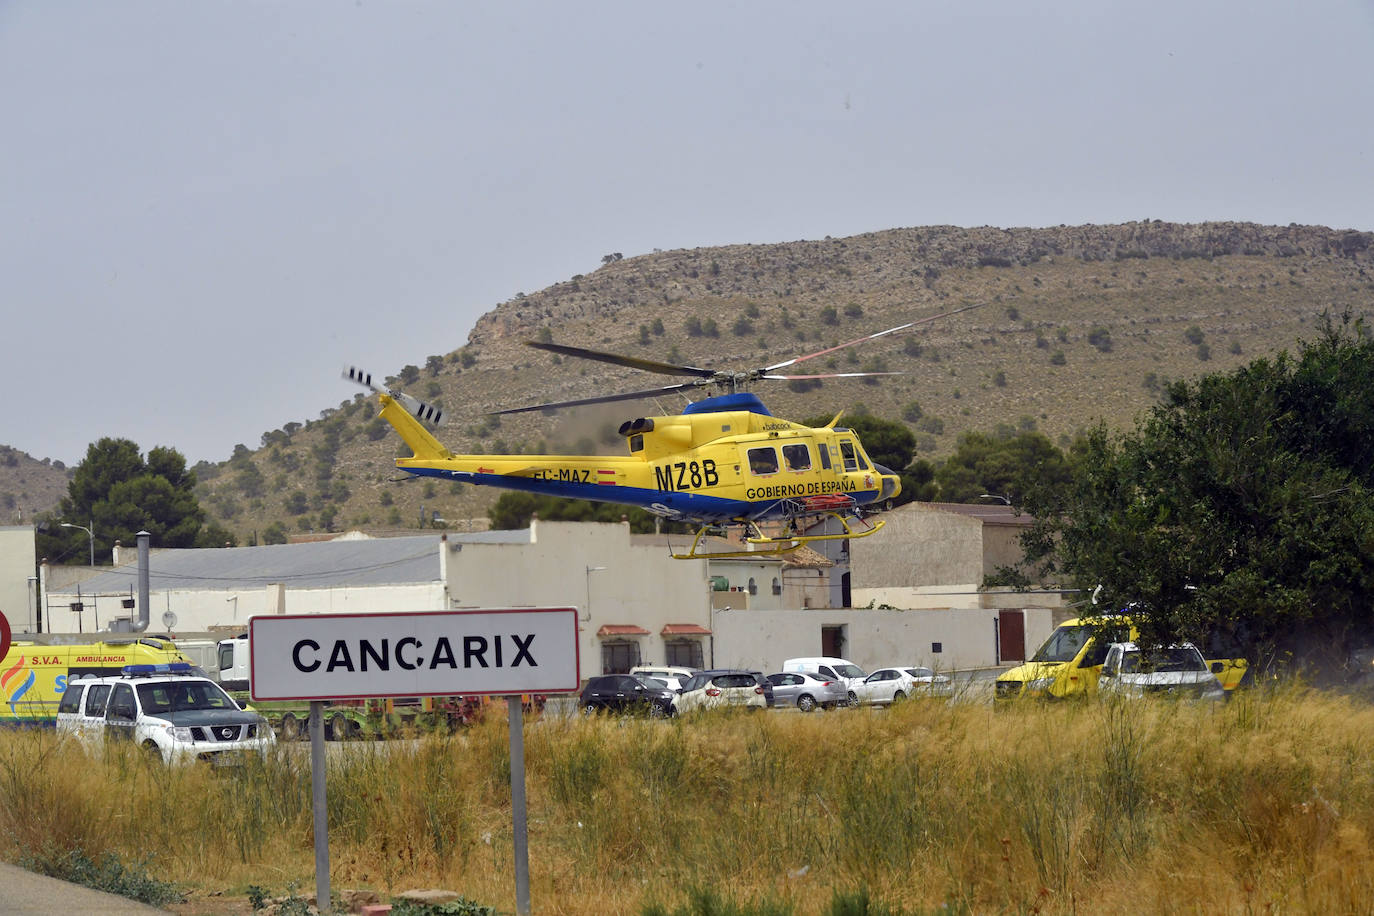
[1,637,193,725]
[994,615,1249,701]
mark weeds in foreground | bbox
[2,687,1373,914]
[19,846,183,906]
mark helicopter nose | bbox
[872,464,902,502]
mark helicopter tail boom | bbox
[378,394,454,460]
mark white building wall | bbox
[123,582,449,634]
[0,527,38,633]
[707,557,788,610]
[708,605,1059,674]
[445,519,713,677]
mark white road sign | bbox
[248,608,580,701]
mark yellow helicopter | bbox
[347,303,981,559]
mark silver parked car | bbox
[765,671,848,712]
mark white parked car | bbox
[852,666,954,705]
[57,663,275,765]
[628,665,698,692]
[851,670,928,708]
[673,670,767,714]
[900,666,954,697]
[1099,642,1225,701]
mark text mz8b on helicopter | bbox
[347,303,981,559]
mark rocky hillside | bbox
[14,222,1373,542]
[0,446,71,525]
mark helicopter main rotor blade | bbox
[526,340,716,378]
[760,372,906,380]
[760,301,985,372]
[489,381,705,415]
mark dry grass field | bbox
[3,685,1372,914]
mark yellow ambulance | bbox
[1,637,193,725]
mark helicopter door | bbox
[835,442,868,477]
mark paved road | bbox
[0,860,169,914]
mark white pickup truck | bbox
[1098,642,1226,701]
[56,662,275,765]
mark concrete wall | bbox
[123,582,448,635]
[850,504,984,588]
[445,519,715,677]
[708,604,1059,674]
[981,522,1033,580]
[0,527,37,633]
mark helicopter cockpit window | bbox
[839,441,859,472]
[747,447,779,476]
[781,443,811,471]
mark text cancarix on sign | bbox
[292,633,537,673]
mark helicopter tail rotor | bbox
[343,365,445,426]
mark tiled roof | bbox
[596,624,651,637]
[661,623,711,635]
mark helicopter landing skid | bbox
[668,512,886,560]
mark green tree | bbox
[39,439,213,563]
[934,430,1072,507]
[1014,315,1374,671]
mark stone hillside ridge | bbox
[14,220,1374,541]
[468,221,1372,345]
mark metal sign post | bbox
[309,700,330,914]
[507,697,531,916]
[248,609,580,915]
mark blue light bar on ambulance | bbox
[122,662,195,677]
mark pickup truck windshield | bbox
[137,680,239,714]
[1121,647,1206,673]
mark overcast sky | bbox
[4,1,1372,468]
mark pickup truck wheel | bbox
[142,740,165,764]
[280,713,300,741]
[797,694,817,713]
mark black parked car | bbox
[579,675,676,717]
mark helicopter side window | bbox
[781,443,811,471]
[818,444,832,470]
[839,441,859,472]
[747,447,779,476]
